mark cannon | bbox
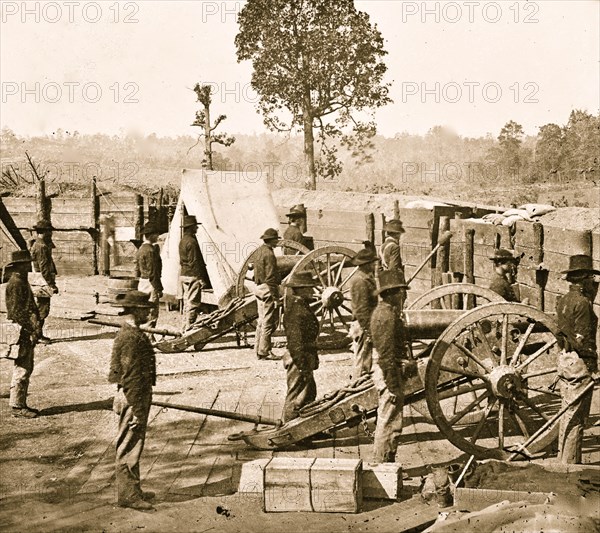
[231,297,566,461]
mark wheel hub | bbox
[489,365,522,398]
[321,286,344,309]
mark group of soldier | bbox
[3,206,598,511]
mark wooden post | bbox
[135,194,144,240]
[464,228,475,309]
[157,187,164,233]
[366,213,375,247]
[393,199,400,221]
[91,176,99,275]
[431,216,450,307]
[533,222,544,311]
[380,214,387,246]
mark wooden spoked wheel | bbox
[425,302,562,460]
[407,283,504,311]
[287,246,358,339]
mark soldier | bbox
[5,250,41,418]
[108,290,157,510]
[281,271,319,422]
[253,228,281,360]
[488,249,520,302]
[30,219,58,343]
[370,270,409,463]
[555,254,599,464]
[283,205,305,254]
[136,222,163,328]
[178,215,209,331]
[379,219,406,275]
[349,248,379,380]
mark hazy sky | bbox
[1,0,598,138]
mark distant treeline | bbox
[1,109,597,202]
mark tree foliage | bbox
[235,0,391,189]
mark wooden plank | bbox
[455,220,512,247]
[543,227,592,255]
[514,220,539,248]
[542,250,572,272]
[592,231,600,261]
[307,209,370,229]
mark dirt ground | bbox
[1,296,599,532]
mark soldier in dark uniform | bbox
[108,290,157,510]
[30,219,58,343]
[555,254,599,464]
[349,248,379,380]
[370,270,409,463]
[5,250,41,418]
[136,222,163,328]
[253,228,281,360]
[379,219,406,275]
[281,271,319,422]
[178,215,210,331]
[488,249,520,302]
[283,205,305,254]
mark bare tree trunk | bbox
[303,104,316,190]
[204,101,213,171]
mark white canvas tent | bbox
[161,169,281,306]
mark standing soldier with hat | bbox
[4,250,41,418]
[488,249,521,302]
[379,219,406,276]
[281,271,319,422]
[108,290,157,510]
[349,248,379,380]
[30,219,58,343]
[179,215,209,331]
[136,222,163,328]
[253,228,281,360]
[555,254,599,464]
[370,270,409,463]
[283,205,306,254]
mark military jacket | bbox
[6,272,40,336]
[489,273,519,302]
[253,244,280,291]
[136,242,163,293]
[30,237,57,286]
[379,236,404,273]
[179,233,209,282]
[283,296,319,372]
[350,270,377,332]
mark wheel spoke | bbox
[333,256,346,286]
[516,338,557,371]
[326,254,332,285]
[522,367,557,380]
[440,364,489,381]
[516,393,551,422]
[448,391,490,425]
[310,260,327,288]
[507,405,530,438]
[470,397,497,444]
[498,402,505,449]
[438,382,488,401]
[474,322,497,361]
[510,321,535,366]
[340,303,353,315]
[500,314,509,366]
[334,307,350,331]
[452,341,494,373]
[318,308,328,332]
[339,266,359,289]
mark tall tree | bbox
[235,0,391,190]
[534,123,564,179]
[563,109,599,180]
[191,83,235,170]
[496,120,525,177]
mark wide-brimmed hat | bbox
[142,222,160,235]
[182,215,198,228]
[375,270,409,296]
[350,248,378,266]
[285,271,318,288]
[33,219,54,231]
[286,205,306,218]
[489,249,520,263]
[260,228,280,241]
[384,219,405,234]
[561,254,600,276]
[112,290,154,308]
[4,249,32,269]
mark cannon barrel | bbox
[403,310,464,339]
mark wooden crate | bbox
[363,462,402,500]
[311,458,362,513]
[264,457,315,512]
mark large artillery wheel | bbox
[407,283,503,310]
[234,239,310,299]
[287,246,358,340]
[425,302,562,460]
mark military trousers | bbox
[255,294,279,357]
[351,328,373,381]
[371,359,404,463]
[282,357,317,423]
[9,334,35,408]
[137,278,160,328]
[113,388,152,504]
[558,377,594,464]
[36,297,50,328]
[180,276,203,330]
